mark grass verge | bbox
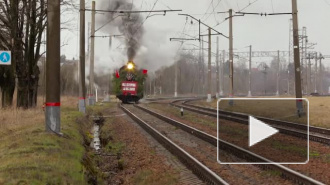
[195,96,330,128]
[0,97,95,184]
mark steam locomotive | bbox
[113,61,147,103]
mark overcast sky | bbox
[60,0,330,73]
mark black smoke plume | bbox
[102,0,144,61]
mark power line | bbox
[204,0,222,23]
[323,0,330,6]
[178,14,229,39]
[270,0,275,13]
[200,0,260,33]
[84,9,181,13]
[94,15,122,33]
[236,11,293,16]
[200,0,214,21]
[237,0,260,12]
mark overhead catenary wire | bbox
[200,0,214,21]
[202,0,222,23]
[178,14,229,39]
[322,0,330,6]
[83,9,182,13]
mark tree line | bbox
[0,0,78,108]
[147,51,329,97]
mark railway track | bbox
[122,103,325,185]
[120,104,229,185]
[170,100,330,145]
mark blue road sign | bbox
[0,51,11,65]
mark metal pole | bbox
[207,28,212,102]
[220,50,225,96]
[291,0,303,113]
[303,27,307,94]
[229,9,234,105]
[149,78,152,96]
[79,0,86,113]
[319,55,323,95]
[276,50,280,96]
[202,37,205,94]
[89,1,95,105]
[288,70,290,95]
[248,45,252,97]
[174,60,178,97]
[216,37,219,99]
[199,37,202,95]
[154,77,156,96]
[314,53,318,93]
[305,28,308,94]
[307,54,311,95]
[95,87,98,102]
[46,0,61,133]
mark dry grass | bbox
[307,97,330,128]
[194,96,330,128]
[0,96,86,184]
[0,96,78,136]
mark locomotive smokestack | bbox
[100,0,144,61]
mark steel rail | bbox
[120,104,229,185]
[134,104,325,185]
[176,100,330,145]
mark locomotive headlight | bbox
[127,63,134,70]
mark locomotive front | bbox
[114,61,145,103]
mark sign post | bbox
[0,51,11,65]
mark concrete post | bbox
[276,50,280,96]
[291,0,303,113]
[216,37,220,99]
[79,0,86,113]
[248,45,252,97]
[46,0,61,133]
[207,28,212,102]
[89,1,96,105]
[229,9,234,105]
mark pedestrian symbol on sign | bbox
[0,51,11,65]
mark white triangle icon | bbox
[249,116,279,147]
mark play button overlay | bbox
[249,116,279,147]
[217,98,309,164]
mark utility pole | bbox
[319,54,324,95]
[79,0,86,113]
[154,77,156,96]
[302,27,307,94]
[291,0,303,114]
[314,53,318,93]
[229,9,234,105]
[216,37,219,99]
[199,36,202,95]
[307,54,311,95]
[149,78,152,96]
[276,50,280,96]
[46,0,61,133]
[207,28,212,102]
[248,45,252,97]
[174,60,178,97]
[220,50,225,96]
[89,1,95,105]
[202,37,205,94]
